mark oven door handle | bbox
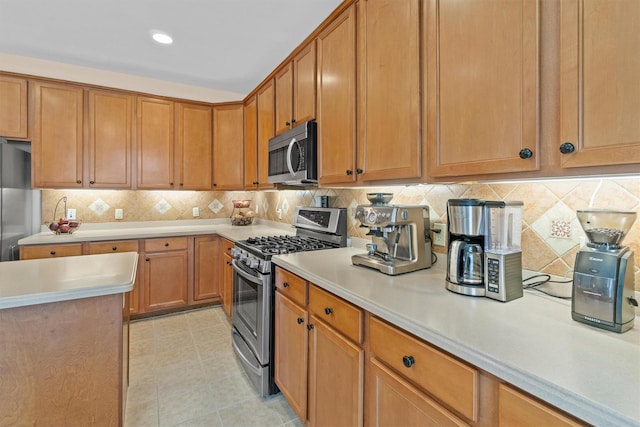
[232,259,265,286]
[286,137,298,177]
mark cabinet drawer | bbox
[498,384,583,427]
[21,244,83,260]
[309,284,363,344]
[144,237,188,252]
[88,240,139,254]
[369,316,478,422]
[275,267,308,306]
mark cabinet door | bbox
[243,94,259,189]
[137,97,175,189]
[559,0,640,168]
[275,62,293,136]
[143,250,188,311]
[426,0,539,177]
[0,75,28,138]
[358,0,422,182]
[293,42,317,126]
[193,236,221,302]
[308,315,364,427]
[87,90,133,188]
[274,292,309,422]
[20,243,83,260]
[257,79,275,190]
[317,5,357,185]
[366,357,469,427]
[176,102,212,190]
[31,81,84,188]
[213,103,244,190]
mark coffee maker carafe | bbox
[572,209,638,333]
[446,199,486,296]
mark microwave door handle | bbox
[286,137,297,177]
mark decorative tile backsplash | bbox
[42,177,640,289]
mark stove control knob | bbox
[240,252,248,261]
[249,258,260,269]
[230,248,239,258]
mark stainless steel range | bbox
[230,206,347,396]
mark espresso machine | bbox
[484,201,524,302]
[572,209,638,333]
[352,193,432,275]
[446,199,486,296]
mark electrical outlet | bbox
[115,208,123,220]
[433,223,447,246]
[192,207,200,217]
[66,209,76,220]
[277,209,282,220]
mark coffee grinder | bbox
[572,209,638,333]
[484,201,524,302]
[446,199,486,296]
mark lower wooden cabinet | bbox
[142,237,189,312]
[193,236,222,302]
[20,243,83,259]
[221,238,234,317]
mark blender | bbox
[484,201,524,302]
[572,209,638,333]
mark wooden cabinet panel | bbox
[357,0,422,182]
[498,384,583,427]
[275,62,293,136]
[369,316,479,422]
[31,81,84,188]
[316,4,357,185]
[193,236,221,302]
[257,79,275,190]
[137,97,175,189]
[213,103,244,190]
[243,94,259,189]
[0,75,28,138]
[20,243,83,260]
[308,315,364,427]
[274,292,309,421]
[367,357,469,427]
[559,0,640,168]
[144,237,188,252]
[275,266,308,306]
[308,284,363,344]
[143,250,189,312]
[176,102,213,190]
[293,42,316,126]
[87,90,133,188]
[426,0,539,177]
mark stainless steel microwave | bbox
[267,120,317,185]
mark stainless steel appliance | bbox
[0,139,39,261]
[484,201,524,302]
[352,193,432,275]
[231,206,347,396]
[267,120,317,186]
[572,209,638,333]
[446,199,486,296]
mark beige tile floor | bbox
[125,306,303,427]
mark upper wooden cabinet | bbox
[559,0,640,168]
[257,79,276,190]
[316,4,358,186]
[137,97,175,189]
[213,103,244,190]
[243,94,259,190]
[275,42,317,136]
[426,0,540,178]
[357,0,423,182]
[176,102,213,190]
[31,81,84,188]
[0,75,28,138]
[87,90,133,188]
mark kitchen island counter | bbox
[272,247,640,427]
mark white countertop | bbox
[0,252,139,309]
[272,247,640,427]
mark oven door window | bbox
[233,262,263,339]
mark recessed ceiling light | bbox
[151,31,173,45]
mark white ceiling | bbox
[0,0,344,99]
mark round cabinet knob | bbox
[297,317,304,324]
[112,247,117,251]
[253,181,259,185]
[285,121,291,126]
[169,182,174,186]
[307,324,314,331]
[145,258,150,261]
[50,251,56,255]
[519,148,533,159]
[89,180,95,184]
[402,355,415,368]
[164,242,169,247]
[76,180,82,184]
[283,282,289,288]
[291,119,297,124]
[324,307,333,315]
[560,142,575,154]
[356,168,363,174]
[346,169,353,176]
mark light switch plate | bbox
[66,209,76,220]
[433,223,446,246]
[192,207,200,217]
[115,208,123,220]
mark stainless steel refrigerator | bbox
[0,138,40,261]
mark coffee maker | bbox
[446,199,486,296]
[572,209,638,333]
[352,193,432,275]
